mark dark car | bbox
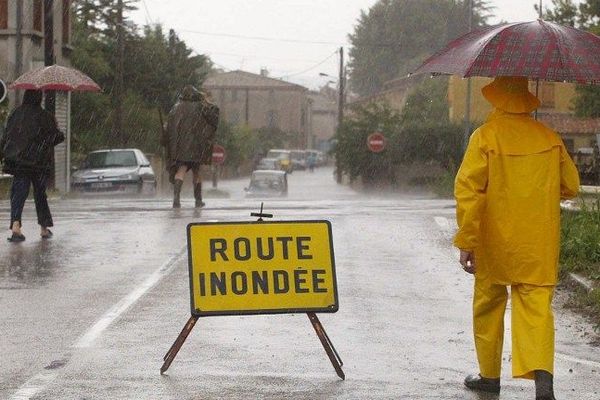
[71,149,156,195]
[244,170,288,198]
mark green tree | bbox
[333,77,463,186]
[70,0,212,155]
[399,78,463,170]
[334,103,402,185]
[348,0,490,96]
[543,0,600,117]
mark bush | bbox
[561,198,600,281]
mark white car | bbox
[71,149,156,195]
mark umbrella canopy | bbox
[413,19,600,85]
[9,64,101,92]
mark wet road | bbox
[1,167,599,399]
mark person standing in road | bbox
[163,85,219,208]
[0,90,65,242]
[454,76,580,400]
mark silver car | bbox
[71,149,156,195]
[244,170,288,198]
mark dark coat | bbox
[164,87,220,171]
[1,104,65,175]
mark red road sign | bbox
[367,132,386,153]
[212,144,226,165]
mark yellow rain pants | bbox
[474,279,554,380]
[454,109,579,380]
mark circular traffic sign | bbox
[367,132,386,153]
[212,144,226,165]
[0,79,6,104]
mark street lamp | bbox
[318,48,345,183]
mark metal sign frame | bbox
[0,79,7,104]
[186,220,339,317]
[161,209,345,379]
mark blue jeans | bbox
[10,172,53,230]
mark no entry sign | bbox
[187,220,338,316]
[212,144,226,165]
[367,132,386,153]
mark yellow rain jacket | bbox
[454,109,580,286]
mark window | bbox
[85,151,138,169]
[33,0,43,31]
[266,110,278,128]
[231,89,238,102]
[0,0,8,30]
[62,0,71,44]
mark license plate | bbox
[91,182,112,188]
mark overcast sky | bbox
[130,1,556,89]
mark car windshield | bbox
[85,151,138,168]
[267,151,289,160]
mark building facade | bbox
[307,91,336,152]
[448,76,577,125]
[203,70,313,148]
[0,0,72,192]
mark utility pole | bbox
[114,0,125,145]
[44,0,55,114]
[463,0,473,150]
[15,0,23,81]
[335,46,344,184]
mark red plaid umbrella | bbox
[9,64,101,92]
[413,19,600,85]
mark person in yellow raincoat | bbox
[454,76,580,400]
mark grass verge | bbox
[560,197,600,329]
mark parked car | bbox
[256,157,281,171]
[71,149,156,195]
[244,170,288,198]
[266,149,293,173]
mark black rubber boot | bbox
[535,370,556,400]
[173,179,183,208]
[464,374,500,394]
[194,183,205,208]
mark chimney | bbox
[260,67,269,77]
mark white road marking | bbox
[9,246,187,400]
[434,216,451,231]
[74,245,187,348]
[9,372,57,400]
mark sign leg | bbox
[160,316,198,374]
[307,312,345,380]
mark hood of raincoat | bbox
[179,85,207,102]
[481,76,541,114]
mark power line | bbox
[177,28,346,46]
[176,28,398,49]
[141,0,153,24]
[274,49,339,79]
[205,50,334,65]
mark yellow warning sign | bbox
[187,221,338,316]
